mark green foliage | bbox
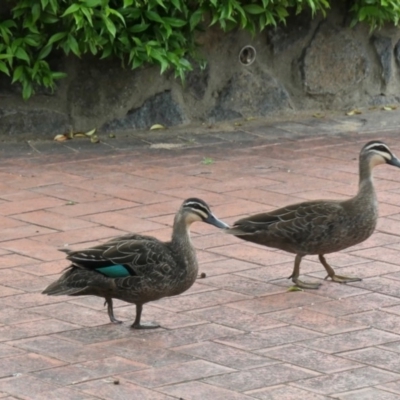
[0,0,398,99]
[349,0,400,30]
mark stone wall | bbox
[1,4,400,138]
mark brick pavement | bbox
[1,110,400,399]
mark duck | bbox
[42,198,228,329]
[225,140,400,289]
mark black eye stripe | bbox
[184,202,209,214]
[363,141,392,155]
[372,145,390,152]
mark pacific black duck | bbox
[42,198,228,329]
[225,140,400,289]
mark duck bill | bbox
[388,155,400,168]
[205,213,230,229]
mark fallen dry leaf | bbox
[346,109,362,116]
[150,143,183,149]
[150,124,166,130]
[382,105,397,111]
[54,134,68,142]
[287,286,303,292]
[85,128,97,137]
[90,135,100,143]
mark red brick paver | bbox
[2,114,400,399]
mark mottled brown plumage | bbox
[43,198,228,329]
[225,141,400,288]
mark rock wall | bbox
[1,4,400,138]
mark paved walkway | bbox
[2,110,400,399]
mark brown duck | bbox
[43,198,228,329]
[225,140,400,289]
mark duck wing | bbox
[234,200,342,228]
[62,237,175,278]
[228,200,344,246]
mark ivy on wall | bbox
[0,0,397,99]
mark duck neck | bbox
[170,214,199,286]
[170,214,196,262]
[357,155,375,199]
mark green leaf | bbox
[12,65,24,83]
[210,13,219,26]
[130,23,150,33]
[41,13,59,24]
[67,35,80,56]
[61,3,81,17]
[131,56,143,69]
[84,0,102,7]
[162,23,172,38]
[48,32,67,45]
[145,11,164,23]
[42,75,52,87]
[243,4,266,14]
[2,20,16,29]
[163,17,186,27]
[132,37,143,46]
[179,57,191,69]
[81,7,93,25]
[73,11,83,27]
[118,35,129,46]
[101,45,113,59]
[32,61,40,78]
[170,0,181,11]
[155,0,167,9]
[0,61,10,76]
[108,8,126,25]
[22,81,33,100]
[88,41,98,55]
[159,58,169,74]
[49,0,58,14]
[38,44,52,60]
[51,71,67,79]
[32,3,41,23]
[104,17,116,37]
[15,47,30,63]
[23,35,40,47]
[0,28,10,45]
[0,54,12,60]
[123,0,133,6]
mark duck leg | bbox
[131,304,160,330]
[319,255,362,283]
[288,254,321,289]
[104,298,123,324]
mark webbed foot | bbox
[288,254,321,290]
[131,321,160,330]
[324,274,362,283]
[131,304,160,329]
[109,316,123,324]
[319,255,361,284]
[291,277,322,290]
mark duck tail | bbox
[42,267,85,296]
[58,248,72,254]
[42,283,84,296]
